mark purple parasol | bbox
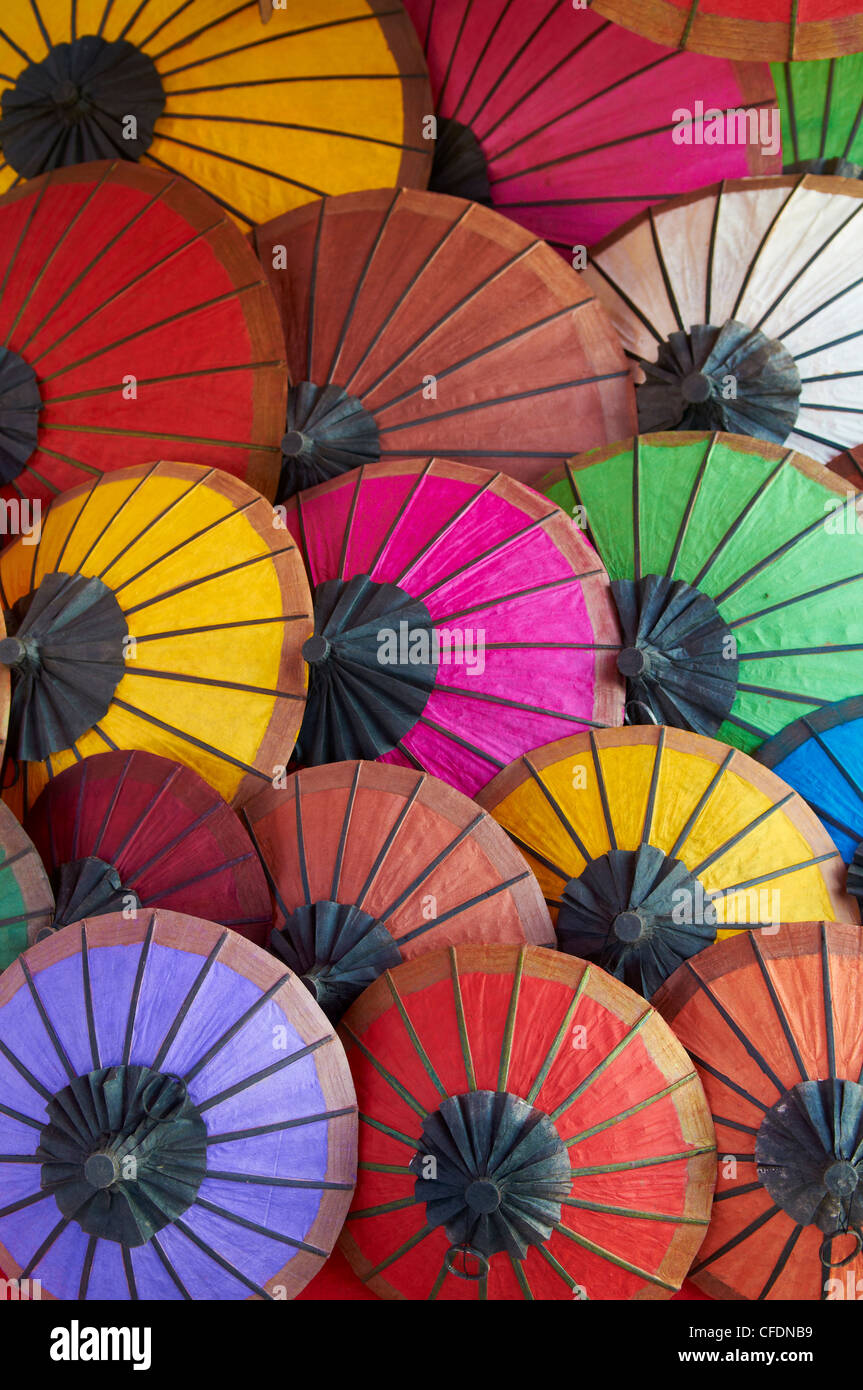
[0,912,356,1300]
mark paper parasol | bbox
[828,441,863,486]
[0,160,286,509]
[252,188,635,494]
[477,726,856,999]
[0,461,311,813]
[655,922,863,1299]
[243,759,553,1020]
[545,432,863,751]
[404,0,779,253]
[296,1243,377,1300]
[337,943,715,1299]
[773,55,863,176]
[672,1277,713,1299]
[0,0,431,229]
[283,458,623,797]
[24,750,272,949]
[583,175,863,463]
[0,910,356,1298]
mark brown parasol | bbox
[252,188,636,495]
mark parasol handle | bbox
[0,636,25,667]
[624,699,659,726]
[444,1244,490,1281]
[819,1227,863,1268]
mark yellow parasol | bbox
[0,461,311,814]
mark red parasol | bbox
[591,0,863,60]
[243,759,553,1019]
[0,160,286,511]
[296,1244,378,1301]
[338,944,715,1299]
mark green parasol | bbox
[543,431,863,755]
[773,55,863,176]
[0,798,52,971]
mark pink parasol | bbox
[403,0,780,255]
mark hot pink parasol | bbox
[403,0,780,255]
[283,459,623,797]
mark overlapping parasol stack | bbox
[0,0,861,1311]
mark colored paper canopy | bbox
[478,726,854,999]
[0,798,52,972]
[0,160,287,509]
[584,176,863,462]
[0,461,312,814]
[591,0,863,61]
[0,910,356,1299]
[243,759,553,1019]
[655,922,863,1299]
[757,696,863,904]
[24,751,273,950]
[338,943,715,1299]
[283,458,623,796]
[545,432,863,751]
[0,1,431,229]
[773,55,863,175]
[405,0,779,253]
[252,188,635,494]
